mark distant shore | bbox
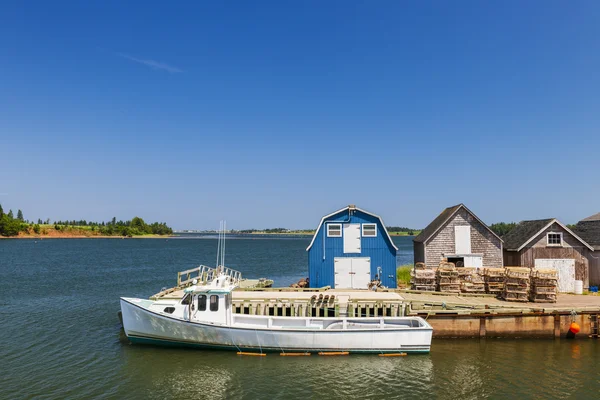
[0,234,174,239]
[0,226,174,239]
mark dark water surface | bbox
[1,237,598,399]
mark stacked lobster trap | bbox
[458,267,485,293]
[436,262,461,293]
[410,262,436,291]
[483,268,505,295]
[529,269,558,303]
[502,267,530,302]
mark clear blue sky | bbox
[1,1,599,230]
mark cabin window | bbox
[181,293,192,305]
[327,224,342,237]
[547,232,563,246]
[362,224,377,237]
[163,307,175,314]
[198,295,207,311]
[210,295,219,312]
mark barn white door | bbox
[534,259,576,293]
[455,226,471,254]
[351,257,371,289]
[334,257,371,289]
[334,258,352,289]
[343,224,361,254]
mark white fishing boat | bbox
[120,223,433,354]
[120,266,432,354]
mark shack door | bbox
[463,255,483,270]
[334,257,371,289]
[343,224,361,253]
[534,259,576,293]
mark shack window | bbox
[198,295,207,311]
[327,224,342,237]
[362,224,377,237]
[547,233,563,246]
[210,295,219,312]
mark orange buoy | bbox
[569,322,580,334]
[318,351,349,356]
[237,352,266,357]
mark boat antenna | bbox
[222,220,226,268]
[216,220,222,268]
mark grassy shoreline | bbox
[0,225,173,239]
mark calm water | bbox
[0,236,598,399]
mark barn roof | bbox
[503,218,594,252]
[573,217,600,250]
[306,205,398,251]
[413,204,502,244]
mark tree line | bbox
[0,204,172,237]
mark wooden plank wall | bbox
[520,247,589,287]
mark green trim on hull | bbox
[127,335,430,354]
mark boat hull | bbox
[120,298,432,354]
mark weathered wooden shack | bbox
[573,212,600,287]
[503,219,594,291]
[414,204,503,269]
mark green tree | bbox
[0,214,22,236]
[0,204,3,217]
[33,224,41,234]
[7,210,14,219]
[489,222,517,237]
[17,209,24,221]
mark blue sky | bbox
[1,1,599,230]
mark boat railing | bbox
[177,265,243,287]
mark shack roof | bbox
[414,204,502,244]
[306,205,398,251]
[573,214,600,250]
[581,212,600,222]
[503,218,594,252]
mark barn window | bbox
[362,224,377,237]
[327,224,342,237]
[547,232,563,246]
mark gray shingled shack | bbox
[414,204,503,269]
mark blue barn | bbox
[306,205,398,289]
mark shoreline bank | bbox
[0,234,175,239]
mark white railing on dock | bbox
[177,265,242,287]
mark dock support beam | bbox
[479,317,486,338]
[554,314,561,338]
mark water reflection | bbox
[118,344,435,399]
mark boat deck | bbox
[153,287,405,302]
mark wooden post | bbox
[479,317,486,338]
[554,314,561,338]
